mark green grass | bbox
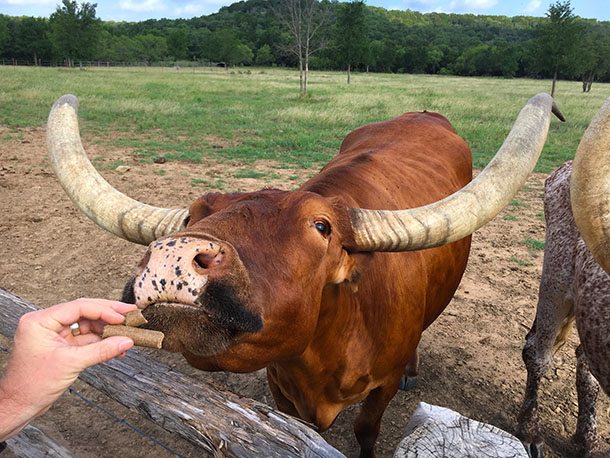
[510,256,532,267]
[0,66,607,172]
[191,177,228,189]
[524,238,545,251]
[510,199,526,208]
[503,214,518,221]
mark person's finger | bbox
[73,333,102,346]
[41,299,136,332]
[73,336,134,368]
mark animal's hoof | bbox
[522,441,543,458]
[399,375,417,391]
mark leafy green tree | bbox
[136,34,168,63]
[362,40,382,72]
[0,15,11,58]
[574,26,610,92]
[167,28,189,60]
[255,44,274,65]
[535,1,581,96]
[188,28,211,61]
[49,0,101,67]
[12,17,51,64]
[425,47,444,74]
[334,0,367,83]
[205,29,252,67]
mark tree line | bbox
[1,0,609,90]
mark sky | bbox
[0,0,608,23]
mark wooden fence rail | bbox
[0,289,344,458]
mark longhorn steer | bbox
[517,98,610,458]
[47,93,559,457]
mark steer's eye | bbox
[314,220,331,237]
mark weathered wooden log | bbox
[6,425,74,458]
[0,289,344,458]
[394,402,527,458]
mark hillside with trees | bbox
[1,0,609,88]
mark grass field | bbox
[0,65,608,172]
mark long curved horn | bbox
[350,93,560,251]
[570,97,610,275]
[47,95,189,245]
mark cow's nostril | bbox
[193,252,223,272]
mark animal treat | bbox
[123,309,148,327]
[102,325,165,349]
[102,309,164,349]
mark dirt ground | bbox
[1,125,609,458]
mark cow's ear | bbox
[187,192,236,226]
[329,249,358,285]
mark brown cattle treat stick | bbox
[103,325,164,349]
[123,309,148,327]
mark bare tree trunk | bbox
[303,59,309,97]
[551,69,558,97]
[347,64,351,84]
[276,0,327,97]
[299,55,304,95]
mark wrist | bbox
[0,374,41,441]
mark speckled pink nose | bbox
[133,236,227,307]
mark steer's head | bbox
[122,190,359,370]
[47,93,560,372]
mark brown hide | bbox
[130,111,472,455]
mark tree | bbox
[136,34,168,63]
[167,28,189,61]
[205,29,253,67]
[574,26,610,92]
[12,17,51,64]
[49,0,101,67]
[536,1,581,96]
[334,0,367,83]
[255,44,274,65]
[275,0,329,96]
[0,15,9,58]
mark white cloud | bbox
[119,0,167,13]
[172,0,232,17]
[174,3,202,15]
[0,0,54,5]
[524,0,541,13]
[404,0,439,6]
[448,0,497,11]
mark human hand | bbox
[0,299,136,440]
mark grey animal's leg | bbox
[573,346,600,456]
[517,292,575,458]
[518,162,578,458]
[399,349,418,391]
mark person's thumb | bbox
[75,336,134,369]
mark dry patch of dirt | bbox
[1,127,609,457]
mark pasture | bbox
[1,66,609,457]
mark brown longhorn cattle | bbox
[47,93,559,457]
[518,98,610,458]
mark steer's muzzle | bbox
[123,235,262,355]
[133,236,228,306]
